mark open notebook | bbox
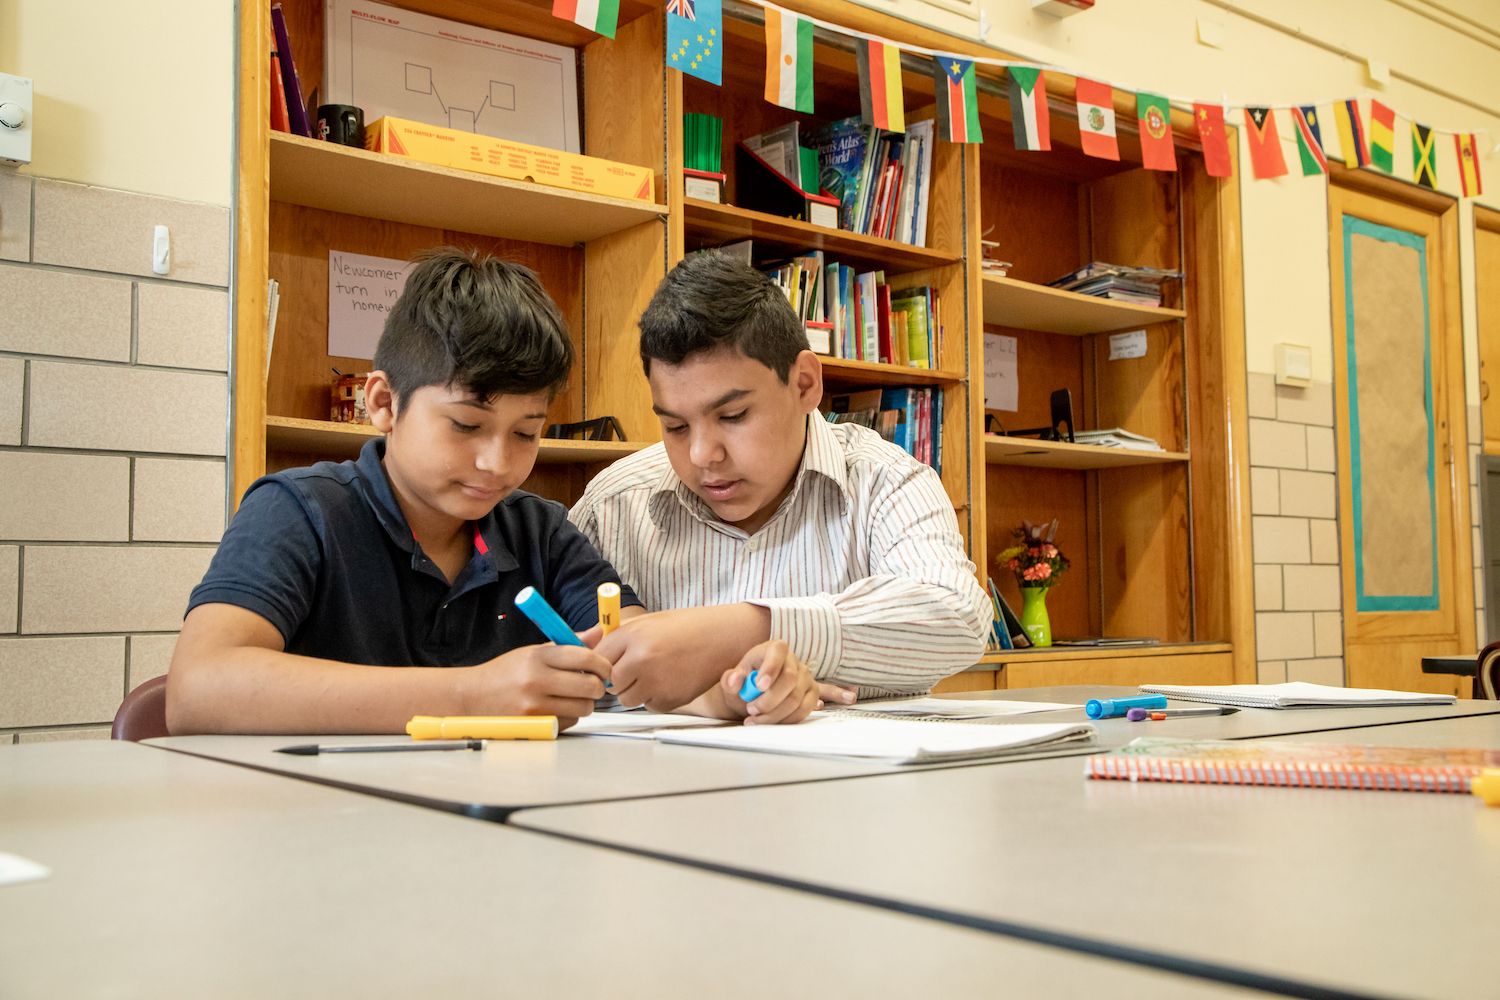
[655,714,1096,765]
[1138,681,1457,710]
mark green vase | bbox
[1019,586,1052,647]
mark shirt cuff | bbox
[746,595,843,682]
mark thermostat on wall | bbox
[0,72,32,166]
[1275,343,1312,388]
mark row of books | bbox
[715,241,944,370]
[1047,261,1182,307]
[745,118,935,246]
[269,5,313,137]
[824,388,944,476]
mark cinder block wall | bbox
[0,172,230,744]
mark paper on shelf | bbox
[327,250,413,361]
[983,333,1018,412]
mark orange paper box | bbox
[365,116,654,203]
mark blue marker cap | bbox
[1085,694,1169,720]
[514,587,583,647]
[738,670,762,702]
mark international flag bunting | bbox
[1075,78,1118,160]
[552,0,619,38]
[1369,100,1395,172]
[1411,123,1437,189]
[934,57,982,144]
[1290,106,1327,176]
[1136,92,1175,171]
[1006,66,1047,150]
[667,0,722,86]
[855,39,905,133]
[1243,107,1288,179]
[1456,133,1484,197]
[1193,103,1232,177]
[764,9,813,113]
[1333,100,1369,167]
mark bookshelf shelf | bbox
[983,435,1189,470]
[976,642,1232,665]
[268,133,668,246]
[981,274,1186,336]
[822,357,963,387]
[683,198,959,273]
[264,415,646,464]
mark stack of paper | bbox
[1071,428,1163,452]
[836,697,1079,720]
[1138,681,1457,709]
[564,711,730,739]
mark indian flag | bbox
[553,0,618,39]
[855,38,905,133]
[936,56,982,144]
[1007,67,1048,150]
[765,10,813,113]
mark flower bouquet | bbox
[997,519,1070,646]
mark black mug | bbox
[317,104,364,147]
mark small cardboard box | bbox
[365,116,655,203]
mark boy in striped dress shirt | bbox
[570,254,990,721]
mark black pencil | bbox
[275,740,484,756]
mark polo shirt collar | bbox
[647,413,851,530]
[354,439,520,584]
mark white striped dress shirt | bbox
[569,414,990,696]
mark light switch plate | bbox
[1275,343,1312,387]
[0,72,33,166]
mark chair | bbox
[1477,642,1500,700]
[111,675,170,741]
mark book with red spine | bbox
[875,283,893,364]
[270,4,312,137]
[269,49,291,133]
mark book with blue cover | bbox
[808,117,870,232]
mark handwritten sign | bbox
[328,250,412,359]
[984,333,1018,411]
[1108,329,1147,361]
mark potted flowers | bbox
[997,519,1070,648]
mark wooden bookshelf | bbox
[977,642,1232,665]
[683,199,959,273]
[981,274,1187,336]
[984,435,1189,470]
[269,133,668,246]
[821,357,963,387]
[264,415,645,464]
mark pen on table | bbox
[276,740,484,756]
[1126,706,1241,721]
[1085,695,1167,719]
[514,585,613,689]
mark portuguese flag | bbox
[764,9,813,113]
[1074,77,1118,160]
[1006,66,1047,150]
[552,0,618,38]
[935,57,981,143]
[1136,92,1175,171]
[856,39,905,133]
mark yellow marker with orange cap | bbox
[406,716,558,741]
[1474,768,1500,807]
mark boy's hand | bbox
[818,682,857,706]
[467,640,612,730]
[720,640,821,726]
[596,604,771,712]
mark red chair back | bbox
[111,675,170,741]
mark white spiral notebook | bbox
[1138,681,1456,710]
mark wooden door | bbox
[1327,183,1472,693]
[1478,209,1500,453]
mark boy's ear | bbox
[366,371,399,433]
[792,350,823,414]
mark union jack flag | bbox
[667,0,694,18]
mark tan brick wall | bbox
[0,176,229,745]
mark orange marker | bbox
[598,582,621,636]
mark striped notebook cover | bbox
[1086,737,1500,793]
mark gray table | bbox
[0,741,1268,1000]
[146,687,1500,819]
[513,732,1500,1000]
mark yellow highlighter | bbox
[406,716,559,741]
[598,582,621,636]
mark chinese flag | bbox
[1193,103,1232,177]
[1243,107,1288,179]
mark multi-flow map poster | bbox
[324,0,580,154]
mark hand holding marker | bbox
[513,585,613,689]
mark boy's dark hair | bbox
[638,252,809,384]
[374,247,573,409]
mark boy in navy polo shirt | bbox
[167,248,641,735]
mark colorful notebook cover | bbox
[1087,737,1500,793]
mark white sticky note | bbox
[983,333,1018,411]
[1109,330,1147,361]
[327,250,413,360]
[0,851,50,887]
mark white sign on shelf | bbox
[328,250,412,360]
[984,332,1018,411]
[1109,329,1148,361]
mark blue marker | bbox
[738,670,763,702]
[1085,694,1168,720]
[514,586,613,690]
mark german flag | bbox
[1411,123,1437,189]
[855,39,904,133]
[1456,133,1484,197]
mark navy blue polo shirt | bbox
[188,438,641,667]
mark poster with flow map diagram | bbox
[323,0,580,154]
